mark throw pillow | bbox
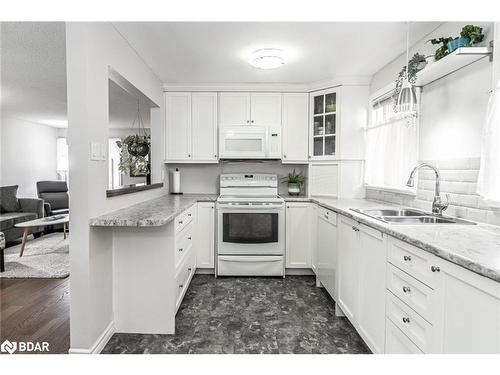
[0,185,21,213]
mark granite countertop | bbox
[287,196,500,283]
[89,194,218,227]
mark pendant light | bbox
[395,22,417,117]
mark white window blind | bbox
[364,96,418,189]
[56,137,69,181]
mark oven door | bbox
[217,203,284,255]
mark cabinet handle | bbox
[188,213,192,217]
[283,154,287,159]
[324,214,329,220]
[179,248,183,252]
[179,220,183,224]
[351,226,359,232]
[246,120,250,124]
[179,284,184,288]
[402,286,411,293]
[188,268,192,272]
[431,266,441,272]
[251,120,254,123]
[403,255,412,262]
[188,236,192,240]
[214,154,217,158]
[402,317,410,324]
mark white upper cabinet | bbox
[309,85,368,161]
[282,93,309,163]
[165,92,218,163]
[285,203,311,268]
[165,92,192,161]
[250,93,282,127]
[192,93,218,161]
[218,93,251,126]
[219,92,281,127]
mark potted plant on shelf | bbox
[393,52,427,104]
[282,169,305,196]
[430,37,453,61]
[430,25,485,59]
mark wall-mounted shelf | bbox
[416,46,492,87]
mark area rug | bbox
[0,233,69,278]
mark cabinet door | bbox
[337,215,359,322]
[218,93,250,126]
[285,203,311,268]
[250,93,282,127]
[357,224,386,354]
[317,209,337,299]
[165,92,191,161]
[309,89,338,160]
[194,202,215,268]
[192,93,218,162]
[436,259,500,353]
[282,93,309,163]
[309,204,318,274]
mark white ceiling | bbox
[1,22,442,128]
[113,22,442,85]
[1,22,67,127]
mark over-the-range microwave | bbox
[219,125,281,159]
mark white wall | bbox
[66,22,166,352]
[370,22,494,161]
[0,115,58,197]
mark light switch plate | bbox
[100,143,107,161]
[90,142,100,161]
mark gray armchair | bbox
[37,181,69,217]
[0,185,44,244]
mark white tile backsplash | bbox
[366,157,499,226]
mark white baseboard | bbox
[68,321,115,354]
[195,268,215,275]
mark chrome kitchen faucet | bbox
[406,163,449,216]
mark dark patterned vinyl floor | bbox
[102,275,371,354]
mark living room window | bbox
[57,137,69,181]
[364,90,418,191]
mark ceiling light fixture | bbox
[248,48,286,69]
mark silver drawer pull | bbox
[178,248,183,252]
[431,266,440,272]
[403,255,412,262]
[188,213,192,217]
[324,214,329,220]
[402,286,411,293]
[179,284,183,288]
[402,317,410,324]
[188,236,192,240]
[188,268,192,272]
[179,220,183,224]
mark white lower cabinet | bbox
[309,204,318,274]
[285,203,312,268]
[435,258,500,353]
[194,202,215,269]
[385,318,423,354]
[337,215,386,353]
[386,237,500,354]
[316,206,337,299]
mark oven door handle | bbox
[218,256,282,262]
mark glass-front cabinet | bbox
[310,88,338,159]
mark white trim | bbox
[285,268,315,276]
[68,321,115,354]
[365,184,417,197]
[162,76,371,93]
[370,82,397,105]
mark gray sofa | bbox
[0,185,44,244]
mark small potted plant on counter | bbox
[282,169,305,196]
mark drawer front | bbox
[175,251,195,310]
[174,223,194,269]
[174,205,195,233]
[387,263,436,323]
[388,238,441,289]
[386,290,433,352]
[317,206,337,226]
[218,255,284,276]
[385,318,423,354]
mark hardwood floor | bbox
[0,277,70,354]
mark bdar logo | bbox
[1,340,17,354]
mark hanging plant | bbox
[393,53,427,109]
[116,98,151,177]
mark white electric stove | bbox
[216,173,285,277]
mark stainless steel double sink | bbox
[350,208,476,225]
